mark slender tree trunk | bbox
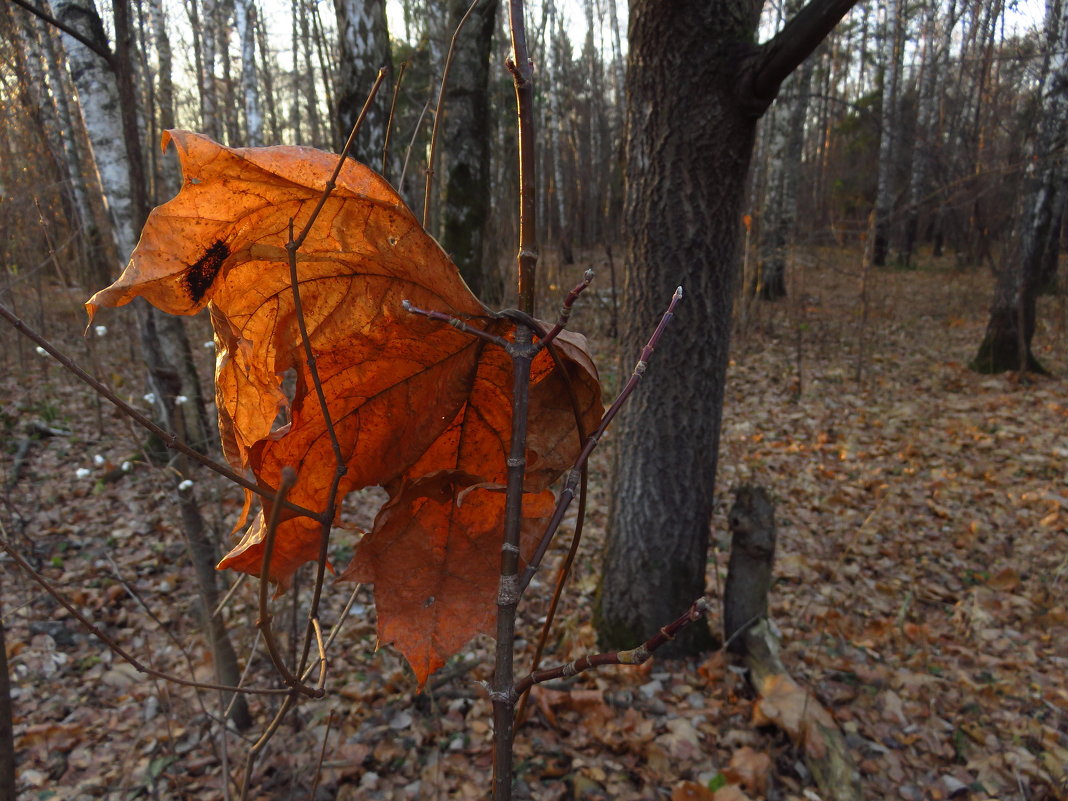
[872,0,903,266]
[758,52,814,300]
[902,0,940,267]
[0,576,14,801]
[234,0,263,146]
[52,0,251,726]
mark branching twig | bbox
[518,286,684,591]
[515,597,714,696]
[0,529,286,697]
[0,303,322,522]
[402,300,508,346]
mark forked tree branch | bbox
[741,0,861,113]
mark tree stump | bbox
[724,485,864,801]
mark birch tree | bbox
[334,0,391,160]
[901,0,942,267]
[234,0,263,146]
[440,0,500,302]
[971,0,1068,373]
[39,0,251,727]
[758,54,814,300]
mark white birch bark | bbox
[872,0,903,266]
[234,0,263,146]
[333,0,391,160]
[758,56,814,299]
[53,0,138,263]
[972,0,1068,372]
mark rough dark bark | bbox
[596,0,859,657]
[440,0,500,303]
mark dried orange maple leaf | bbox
[85,131,602,676]
[339,471,554,684]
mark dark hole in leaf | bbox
[183,240,229,303]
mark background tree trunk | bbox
[440,0,499,304]
[333,0,391,161]
[971,0,1067,374]
[50,0,250,726]
[759,53,814,300]
[872,0,903,267]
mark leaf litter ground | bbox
[1,247,1065,800]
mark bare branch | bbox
[0,304,322,522]
[9,0,115,66]
[515,597,714,696]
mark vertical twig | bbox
[382,60,408,178]
[492,3,538,798]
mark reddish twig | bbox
[536,269,594,348]
[402,300,507,347]
[515,597,714,696]
[518,286,684,592]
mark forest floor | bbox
[1,246,1066,801]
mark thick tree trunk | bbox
[440,0,499,303]
[596,0,763,657]
[333,0,391,161]
[596,0,859,656]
